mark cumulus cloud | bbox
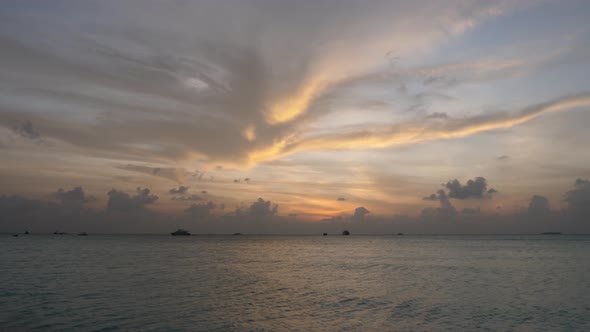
[107,187,158,212]
[421,189,457,219]
[352,207,370,221]
[528,195,551,216]
[169,186,189,195]
[445,177,496,199]
[565,178,590,218]
[185,201,216,218]
[54,187,94,208]
[242,198,278,217]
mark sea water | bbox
[1,234,589,331]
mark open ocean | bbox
[1,234,589,331]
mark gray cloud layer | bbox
[1,179,590,234]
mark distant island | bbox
[171,229,191,236]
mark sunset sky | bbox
[1,0,590,233]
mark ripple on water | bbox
[1,235,590,331]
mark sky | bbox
[1,0,590,234]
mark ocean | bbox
[1,234,589,331]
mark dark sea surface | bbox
[1,234,589,331]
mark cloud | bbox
[117,165,189,183]
[185,201,216,218]
[14,120,40,140]
[0,1,538,167]
[107,187,158,212]
[352,206,370,221]
[497,155,510,161]
[54,186,94,208]
[462,207,481,215]
[423,193,438,201]
[169,186,189,195]
[565,178,590,219]
[445,177,495,199]
[421,189,457,219]
[172,195,202,201]
[271,94,590,162]
[242,198,278,217]
[528,195,551,216]
[425,112,448,119]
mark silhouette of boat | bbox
[540,232,562,235]
[78,232,89,236]
[233,232,242,235]
[171,229,191,236]
[397,232,404,236]
[342,230,350,236]
[53,231,66,235]
[24,230,30,235]
[12,234,18,237]
[323,233,328,236]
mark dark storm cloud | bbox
[352,207,370,221]
[527,195,550,216]
[169,186,189,195]
[565,178,590,218]
[107,187,158,212]
[445,177,496,199]
[185,201,216,218]
[54,186,94,208]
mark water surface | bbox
[2,235,589,331]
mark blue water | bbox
[1,235,589,331]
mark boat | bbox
[78,232,89,236]
[342,230,350,236]
[233,232,242,236]
[540,232,562,235]
[397,232,404,236]
[171,229,191,236]
[53,231,66,235]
